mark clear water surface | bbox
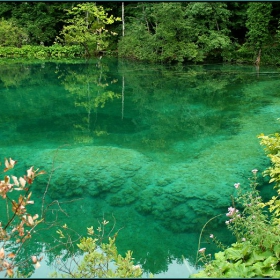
[0,57,280,278]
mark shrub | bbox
[51,221,143,278]
[0,19,28,47]
[191,125,280,278]
[0,45,84,59]
[0,158,45,277]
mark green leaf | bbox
[225,247,244,261]
[246,250,272,266]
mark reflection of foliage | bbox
[116,61,237,152]
[94,90,120,108]
[0,64,31,88]
[118,61,280,148]
[59,60,120,136]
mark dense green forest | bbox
[0,1,280,65]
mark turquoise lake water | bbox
[0,58,279,277]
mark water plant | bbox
[191,128,280,278]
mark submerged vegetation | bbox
[0,2,280,64]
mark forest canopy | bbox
[0,1,280,64]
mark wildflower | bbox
[234,183,240,189]
[210,234,214,238]
[27,167,34,178]
[4,158,17,172]
[0,247,5,259]
[102,220,109,225]
[242,238,246,242]
[252,169,258,174]
[31,256,37,264]
[87,226,94,235]
[198,248,206,254]
[11,176,19,186]
[226,207,238,217]
[19,177,26,187]
[225,221,230,225]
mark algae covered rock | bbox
[34,146,151,199]
[31,141,265,233]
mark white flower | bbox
[234,183,240,189]
[198,248,206,254]
[133,265,141,270]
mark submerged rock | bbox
[28,111,272,233]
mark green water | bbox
[0,58,280,277]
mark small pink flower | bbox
[31,256,37,264]
[234,183,240,189]
[226,207,238,217]
[198,248,206,254]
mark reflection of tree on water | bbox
[59,58,121,145]
[0,64,31,88]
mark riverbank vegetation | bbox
[1,2,280,64]
[191,128,280,278]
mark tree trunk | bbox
[255,49,261,66]
[122,2,125,37]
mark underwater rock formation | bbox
[32,139,267,232]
